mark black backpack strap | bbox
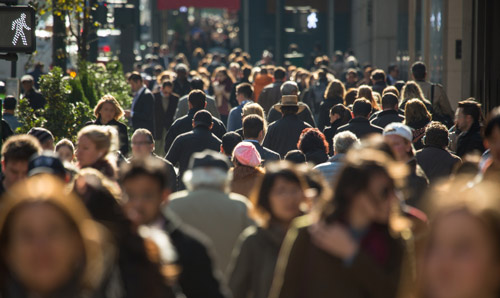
[430,83,435,104]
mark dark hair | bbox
[274,67,286,80]
[188,90,207,109]
[280,106,299,116]
[120,156,170,190]
[458,99,482,123]
[236,83,253,99]
[251,162,305,226]
[161,80,173,89]
[127,72,143,82]
[382,93,399,110]
[243,115,264,139]
[193,110,213,127]
[411,62,426,80]
[370,69,386,82]
[424,121,449,148]
[352,98,372,117]
[330,104,352,124]
[388,64,398,74]
[297,128,329,154]
[242,66,252,78]
[3,96,16,110]
[190,77,204,90]
[28,127,54,145]
[284,150,306,164]
[221,132,242,156]
[1,135,41,164]
[485,107,500,139]
[344,88,358,106]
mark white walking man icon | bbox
[11,13,31,46]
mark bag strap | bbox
[430,83,435,104]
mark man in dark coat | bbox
[120,157,229,298]
[263,95,312,157]
[173,63,191,97]
[242,114,280,163]
[164,90,226,154]
[370,93,405,128]
[175,77,221,120]
[126,72,155,135]
[166,110,222,189]
[258,67,286,114]
[370,69,387,95]
[455,99,485,157]
[416,122,461,183]
[21,75,46,110]
[266,81,316,127]
[154,80,179,156]
[336,98,383,138]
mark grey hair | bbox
[280,81,299,96]
[333,131,360,154]
[182,168,232,192]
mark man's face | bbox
[128,80,143,93]
[2,160,29,189]
[346,73,357,84]
[390,67,400,78]
[131,134,154,158]
[22,81,33,92]
[122,175,169,226]
[455,108,471,132]
[162,86,173,98]
[384,135,412,162]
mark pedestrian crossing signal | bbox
[0,6,35,53]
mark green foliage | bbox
[68,77,89,105]
[78,60,99,107]
[16,99,46,134]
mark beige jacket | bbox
[416,80,454,118]
[167,188,254,274]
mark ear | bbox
[209,123,214,130]
[220,145,224,153]
[1,159,5,170]
[192,120,195,128]
[204,102,207,108]
[258,130,264,140]
[484,139,490,150]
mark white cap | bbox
[383,122,413,142]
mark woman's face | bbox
[56,146,74,163]
[351,174,396,225]
[269,177,304,224]
[76,135,104,167]
[99,102,116,124]
[424,212,500,298]
[6,204,84,294]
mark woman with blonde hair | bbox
[86,94,129,156]
[404,99,432,150]
[357,85,380,111]
[76,125,119,179]
[400,81,433,113]
[318,79,346,131]
[0,174,118,297]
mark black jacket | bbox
[132,88,156,136]
[246,140,281,164]
[267,102,316,128]
[456,122,485,157]
[173,78,191,98]
[406,158,429,208]
[323,118,347,155]
[317,96,343,131]
[24,88,46,110]
[263,114,312,157]
[2,120,13,142]
[164,108,226,153]
[370,110,405,128]
[86,118,129,157]
[162,213,228,298]
[416,146,461,184]
[154,92,179,139]
[335,117,383,139]
[166,126,222,189]
[304,149,329,165]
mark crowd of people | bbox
[0,43,499,298]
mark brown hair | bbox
[0,175,113,291]
[357,85,380,110]
[1,135,41,164]
[324,79,346,101]
[404,99,432,125]
[93,94,125,121]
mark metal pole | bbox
[328,0,335,58]
[275,0,283,65]
[408,0,416,73]
[423,0,431,68]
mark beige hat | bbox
[275,95,305,114]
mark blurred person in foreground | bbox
[120,157,228,298]
[55,139,75,163]
[0,135,41,196]
[228,162,307,298]
[418,180,500,298]
[268,148,415,298]
[168,150,253,274]
[481,107,500,181]
[383,123,429,207]
[0,175,120,297]
[86,94,129,157]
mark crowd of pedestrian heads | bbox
[2,45,500,298]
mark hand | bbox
[309,222,359,260]
[124,110,131,118]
